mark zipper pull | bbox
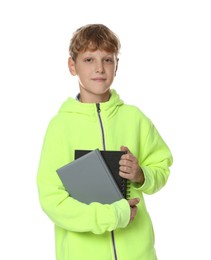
[96,103,101,112]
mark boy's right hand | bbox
[128,198,140,223]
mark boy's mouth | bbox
[92,77,106,82]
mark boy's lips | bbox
[91,77,106,81]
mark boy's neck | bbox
[78,90,111,103]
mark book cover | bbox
[75,150,129,199]
[56,149,124,204]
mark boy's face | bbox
[68,50,118,103]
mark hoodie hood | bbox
[58,89,124,119]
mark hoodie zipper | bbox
[96,103,106,150]
[96,103,118,260]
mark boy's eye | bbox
[104,58,113,63]
[84,58,93,62]
[83,57,114,63]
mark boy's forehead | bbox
[80,49,115,56]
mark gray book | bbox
[56,149,124,204]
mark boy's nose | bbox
[95,61,105,73]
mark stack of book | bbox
[56,149,130,204]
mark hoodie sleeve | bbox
[133,118,173,195]
[37,118,130,234]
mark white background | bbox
[0,0,210,259]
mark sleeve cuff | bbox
[112,199,130,229]
[131,166,149,191]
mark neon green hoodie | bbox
[37,89,173,260]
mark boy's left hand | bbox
[119,146,145,184]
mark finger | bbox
[119,165,131,174]
[130,206,138,222]
[119,170,132,180]
[120,146,131,154]
[128,198,140,207]
[119,159,133,167]
[120,153,135,162]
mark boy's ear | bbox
[115,58,119,76]
[68,57,77,76]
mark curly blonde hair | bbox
[69,24,121,61]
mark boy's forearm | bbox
[38,183,130,234]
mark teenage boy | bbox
[37,24,173,260]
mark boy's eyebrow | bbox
[82,51,115,57]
